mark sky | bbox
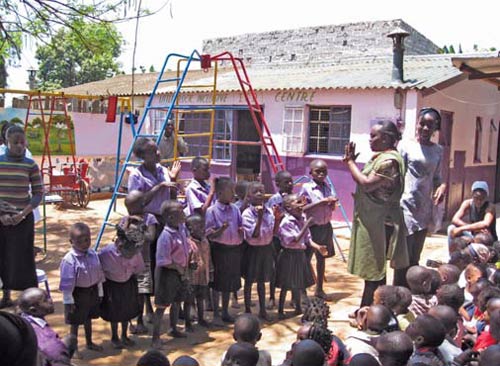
[7,0,500,90]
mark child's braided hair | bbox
[301,296,330,327]
[116,216,146,252]
[305,322,333,355]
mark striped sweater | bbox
[0,154,43,210]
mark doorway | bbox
[235,110,261,181]
[439,110,453,217]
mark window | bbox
[151,109,232,161]
[308,106,351,155]
[282,106,304,153]
[474,117,483,163]
[488,119,497,162]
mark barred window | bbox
[308,106,351,155]
[488,119,497,162]
[474,117,482,163]
[282,106,304,153]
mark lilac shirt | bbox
[156,224,191,268]
[59,248,105,292]
[299,180,334,225]
[127,163,172,215]
[278,213,311,250]
[185,179,212,215]
[205,201,243,245]
[242,205,275,246]
[21,314,70,366]
[98,243,145,283]
[266,192,285,212]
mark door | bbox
[235,110,261,181]
[439,110,453,216]
[447,150,465,220]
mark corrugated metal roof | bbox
[452,54,500,88]
[60,53,482,97]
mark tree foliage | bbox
[35,19,123,90]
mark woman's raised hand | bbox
[343,142,359,163]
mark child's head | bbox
[449,236,473,254]
[474,232,494,246]
[5,125,26,158]
[470,278,492,307]
[437,264,461,285]
[18,288,54,318]
[233,314,261,345]
[436,284,465,312]
[309,159,328,184]
[296,322,333,356]
[465,262,489,288]
[69,222,91,252]
[490,309,500,342]
[393,286,413,315]
[429,268,442,295]
[428,305,458,337]
[235,180,250,201]
[191,157,210,181]
[363,304,392,333]
[172,356,199,366]
[136,349,170,366]
[301,296,330,328]
[291,339,325,366]
[348,354,379,366]
[125,190,146,215]
[478,286,500,314]
[406,265,433,295]
[222,342,259,366]
[375,331,414,366]
[161,200,185,228]
[405,314,446,349]
[283,193,306,218]
[466,243,492,264]
[245,181,265,206]
[484,297,500,324]
[480,344,500,366]
[215,177,235,204]
[449,250,473,271]
[274,170,293,194]
[373,285,400,311]
[185,214,205,240]
[115,219,145,259]
[133,137,159,164]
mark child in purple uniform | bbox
[19,287,76,366]
[185,157,215,216]
[242,181,281,320]
[206,177,243,323]
[300,159,337,298]
[266,170,294,308]
[152,200,192,349]
[277,194,327,319]
[99,221,145,349]
[59,222,105,354]
[124,190,158,334]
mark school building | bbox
[36,19,500,221]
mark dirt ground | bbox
[24,198,451,366]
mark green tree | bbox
[449,45,456,54]
[35,19,123,90]
[149,65,156,73]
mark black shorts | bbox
[309,223,335,258]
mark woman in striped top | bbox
[0,125,43,308]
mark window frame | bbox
[282,105,305,154]
[474,117,483,163]
[307,105,352,156]
[488,119,497,163]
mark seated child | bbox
[473,297,500,351]
[373,285,401,331]
[124,190,158,334]
[241,182,280,320]
[407,265,438,316]
[19,287,75,366]
[152,201,192,348]
[375,331,414,366]
[291,340,325,366]
[438,264,461,285]
[474,231,495,246]
[229,314,272,366]
[348,353,379,366]
[345,304,393,361]
[222,342,260,366]
[405,314,447,366]
[428,305,462,363]
[185,214,212,328]
[394,286,416,331]
[276,194,326,318]
[0,310,39,366]
[461,279,491,337]
[59,222,105,354]
[479,344,500,366]
[449,236,474,255]
[99,221,145,348]
[136,349,170,366]
[172,355,199,366]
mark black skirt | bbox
[100,277,140,322]
[309,223,335,258]
[242,243,275,283]
[64,285,100,325]
[276,248,315,290]
[210,241,242,292]
[154,267,188,306]
[0,213,37,290]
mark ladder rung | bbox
[158,78,181,83]
[135,134,159,139]
[125,161,143,167]
[181,84,215,89]
[178,132,212,138]
[241,80,250,86]
[115,192,127,197]
[213,139,261,146]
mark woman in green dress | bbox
[343,120,408,308]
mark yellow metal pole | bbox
[208,61,218,163]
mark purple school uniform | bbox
[59,248,105,295]
[185,178,212,215]
[242,205,275,246]
[266,192,285,212]
[21,314,71,366]
[156,224,191,268]
[98,243,145,283]
[278,213,311,250]
[127,163,172,215]
[205,202,243,245]
[299,180,334,225]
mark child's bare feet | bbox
[86,342,103,351]
[111,339,124,349]
[73,350,83,359]
[259,311,270,321]
[198,319,211,328]
[130,323,149,334]
[185,325,195,333]
[121,337,135,347]
[278,312,287,320]
[168,329,187,338]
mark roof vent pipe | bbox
[387,27,410,83]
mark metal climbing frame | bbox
[94,50,285,249]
